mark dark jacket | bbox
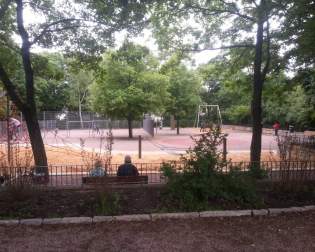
[117,163,139,176]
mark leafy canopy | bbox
[91,41,169,120]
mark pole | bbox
[223,137,227,162]
[6,94,11,166]
[43,111,46,137]
[138,135,142,159]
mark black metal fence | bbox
[1,161,315,188]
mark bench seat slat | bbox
[82,175,148,185]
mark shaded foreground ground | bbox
[0,211,314,251]
[1,186,314,219]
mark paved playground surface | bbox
[42,127,278,156]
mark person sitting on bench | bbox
[89,160,106,177]
[117,155,139,176]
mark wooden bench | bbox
[82,175,149,185]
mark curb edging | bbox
[0,205,314,226]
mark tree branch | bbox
[16,0,34,105]
[183,44,255,52]
[80,88,88,104]
[262,20,270,82]
[30,18,81,45]
[186,3,256,22]
[0,63,25,110]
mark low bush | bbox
[94,187,121,215]
[161,126,263,211]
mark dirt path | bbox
[1,211,314,251]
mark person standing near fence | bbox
[273,120,280,136]
[9,117,21,141]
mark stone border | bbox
[0,205,314,226]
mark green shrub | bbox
[161,126,262,211]
[94,188,120,215]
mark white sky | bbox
[115,29,220,67]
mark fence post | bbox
[223,137,227,162]
[138,135,142,159]
[6,94,11,166]
[43,111,46,137]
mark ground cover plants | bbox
[0,182,314,219]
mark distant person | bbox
[9,117,21,140]
[273,120,280,136]
[89,160,106,177]
[159,118,163,130]
[92,121,100,135]
[117,155,139,176]
[289,124,294,133]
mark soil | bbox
[0,184,314,219]
[0,211,314,251]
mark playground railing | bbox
[1,161,315,188]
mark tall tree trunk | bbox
[176,119,180,135]
[23,106,48,176]
[16,0,48,174]
[79,98,83,129]
[127,117,133,138]
[250,18,264,164]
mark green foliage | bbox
[282,0,315,66]
[95,189,120,216]
[161,54,201,121]
[198,59,252,125]
[161,127,261,211]
[225,105,251,125]
[91,41,169,120]
[34,53,71,111]
[66,66,94,112]
[198,58,315,129]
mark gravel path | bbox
[1,211,314,251]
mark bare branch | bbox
[183,44,255,52]
[250,0,259,8]
[80,88,88,104]
[186,3,256,22]
[30,18,81,45]
[262,20,270,81]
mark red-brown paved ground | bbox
[0,211,314,252]
[38,127,278,165]
[42,127,278,153]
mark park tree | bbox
[0,0,154,175]
[160,53,201,134]
[281,0,315,67]
[35,53,70,111]
[66,64,94,128]
[92,42,169,138]
[152,0,291,164]
[280,0,315,128]
[198,56,252,125]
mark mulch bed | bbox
[0,211,314,251]
[0,183,315,219]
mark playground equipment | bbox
[194,104,222,129]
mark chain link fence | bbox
[0,111,143,139]
[37,111,142,131]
